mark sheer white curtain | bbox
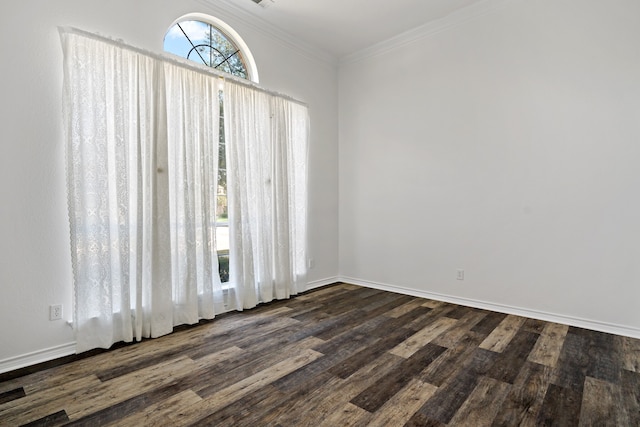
[271,97,309,299]
[224,81,308,310]
[62,30,173,352]
[165,66,227,325]
[61,28,308,353]
[62,29,224,352]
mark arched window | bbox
[164,14,259,284]
[164,14,259,82]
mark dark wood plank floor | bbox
[1,283,639,426]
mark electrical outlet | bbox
[456,269,465,281]
[308,258,315,269]
[50,304,63,321]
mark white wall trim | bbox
[0,278,340,374]
[341,0,512,65]
[194,0,337,68]
[340,276,640,340]
[305,276,340,292]
[10,274,636,374]
[0,342,76,375]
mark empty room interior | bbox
[1,0,639,425]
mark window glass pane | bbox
[216,92,228,283]
[164,20,248,79]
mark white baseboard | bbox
[0,342,77,375]
[0,278,339,375]
[5,275,635,375]
[341,276,640,340]
[305,276,340,292]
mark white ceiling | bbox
[220,0,487,58]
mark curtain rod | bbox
[58,26,308,107]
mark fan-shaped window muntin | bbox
[164,19,251,80]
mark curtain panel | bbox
[164,65,227,326]
[225,82,309,309]
[61,28,308,353]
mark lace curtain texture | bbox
[224,82,309,309]
[60,28,309,353]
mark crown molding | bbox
[341,0,513,65]
[194,0,338,68]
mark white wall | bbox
[339,0,640,334]
[0,0,339,370]
[4,0,639,372]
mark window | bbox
[62,26,308,352]
[164,15,259,82]
[164,15,258,284]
